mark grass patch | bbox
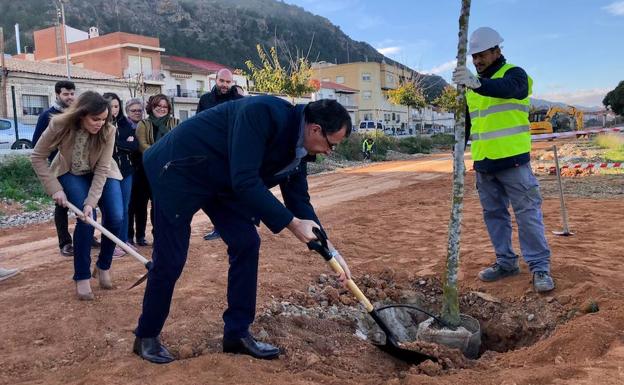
[0,155,50,202]
[431,133,456,148]
[594,133,624,162]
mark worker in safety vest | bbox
[362,138,373,160]
[452,27,554,293]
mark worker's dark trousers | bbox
[135,200,260,340]
[54,204,72,249]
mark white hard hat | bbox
[468,27,504,55]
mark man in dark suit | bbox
[133,96,353,364]
[197,68,245,241]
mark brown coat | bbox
[31,120,122,208]
[135,116,179,153]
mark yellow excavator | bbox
[529,106,584,135]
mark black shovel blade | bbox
[369,309,437,364]
[128,261,153,290]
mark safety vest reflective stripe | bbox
[470,124,529,141]
[469,103,529,120]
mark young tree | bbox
[440,0,471,329]
[433,85,460,115]
[245,44,318,100]
[387,82,426,132]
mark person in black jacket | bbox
[103,93,139,257]
[133,97,352,364]
[197,68,244,241]
[32,80,77,257]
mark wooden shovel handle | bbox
[327,257,374,312]
[65,201,149,266]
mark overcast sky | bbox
[284,0,623,107]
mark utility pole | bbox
[0,27,7,118]
[57,0,71,79]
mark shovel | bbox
[65,201,152,289]
[307,227,437,364]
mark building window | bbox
[386,73,394,83]
[362,91,372,100]
[196,80,205,92]
[362,72,371,81]
[127,55,153,75]
[179,110,189,121]
[336,76,345,84]
[22,95,49,116]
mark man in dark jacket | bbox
[197,68,243,113]
[453,27,554,293]
[133,96,352,364]
[198,68,245,241]
[32,80,77,256]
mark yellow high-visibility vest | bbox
[466,63,533,161]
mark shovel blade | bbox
[127,261,153,290]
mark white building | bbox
[161,55,247,121]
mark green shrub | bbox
[334,132,366,161]
[0,155,49,202]
[431,133,456,148]
[397,136,432,154]
[367,134,399,160]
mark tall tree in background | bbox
[603,81,624,116]
[245,44,318,100]
[440,0,471,329]
[387,82,426,132]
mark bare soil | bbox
[1,141,624,385]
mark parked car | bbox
[0,118,36,150]
[358,120,385,133]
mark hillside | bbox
[0,0,447,100]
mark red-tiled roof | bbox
[161,55,212,75]
[166,56,232,73]
[3,57,118,80]
[320,81,358,93]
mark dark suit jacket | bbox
[197,86,244,113]
[143,95,319,233]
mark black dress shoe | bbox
[136,238,150,247]
[223,335,280,360]
[133,336,175,364]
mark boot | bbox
[93,267,113,290]
[76,279,94,301]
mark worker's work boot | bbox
[533,271,555,293]
[478,263,520,282]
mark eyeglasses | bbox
[321,127,338,151]
[128,109,143,113]
[154,104,169,110]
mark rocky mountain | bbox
[0,0,447,101]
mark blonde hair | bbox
[48,91,113,150]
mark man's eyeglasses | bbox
[321,128,338,151]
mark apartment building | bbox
[312,61,417,132]
[313,81,359,124]
[31,26,164,95]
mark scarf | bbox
[149,115,170,142]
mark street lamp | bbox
[55,0,71,79]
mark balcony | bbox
[123,69,166,84]
[165,88,202,99]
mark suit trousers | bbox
[135,199,260,340]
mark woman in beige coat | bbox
[31,91,123,300]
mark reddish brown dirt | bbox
[1,147,624,385]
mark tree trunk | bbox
[441,0,471,328]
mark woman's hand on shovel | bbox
[52,190,68,207]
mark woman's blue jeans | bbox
[119,174,133,243]
[58,173,123,281]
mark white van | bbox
[358,120,385,132]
